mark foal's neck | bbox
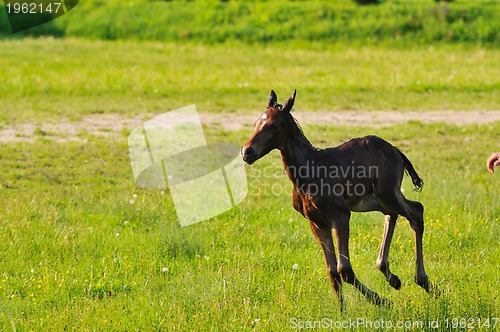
[279,118,316,179]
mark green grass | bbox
[0,38,499,126]
[0,0,498,46]
[0,31,499,331]
[0,121,498,331]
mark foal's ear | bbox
[282,89,296,113]
[267,90,278,108]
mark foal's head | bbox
[241,90,296,165]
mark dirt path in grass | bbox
[206,110,500,130]
[1,110,499,143]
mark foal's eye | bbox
[270,123,278,130]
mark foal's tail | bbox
[397,149,424,192]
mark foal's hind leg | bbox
[403,199,429,292]
[351,196,401,290]
[376,213,402,290]
[377,190,430,292]
[309,221,344,311]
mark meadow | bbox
[0,38,499,331]
[0,0,499,329]
[0,38,499,126]
[0,112,499,331]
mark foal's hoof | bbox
[366,292,391,308]
[378,297,392,308]
[415,274,429,292]
[371,295,392,308]
[388,274,401,290]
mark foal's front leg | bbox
[333,211,389,306]
[309,221,344,311]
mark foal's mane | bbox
[272,100,316,151]
[286,112,317,151]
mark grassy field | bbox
[0,38,499,127]
[0,120,498,331]
[0,31,499,331]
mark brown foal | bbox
[241,90,431,311]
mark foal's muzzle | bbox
[241,146,257,165]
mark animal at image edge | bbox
[241,90,432,311]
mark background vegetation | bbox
[0,39,498,127]
[0,0,498,331]
[0,0,498,46]
[1,122,498,331]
